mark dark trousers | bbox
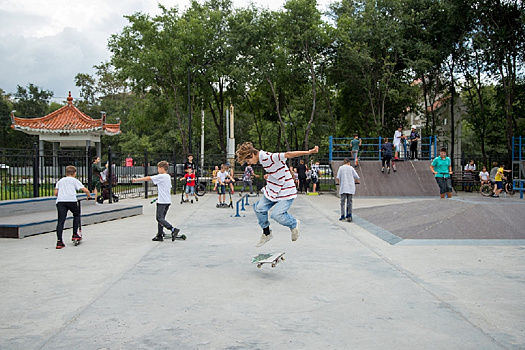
[298,177,307,193]
[410,141,418,160]
[56,202,80,242]
[382,156,391,168]
[340,193,353,217]
[240,180,253,193]
[156,203,174,235]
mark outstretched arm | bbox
[132,176,152,183]
[285,146,318,159]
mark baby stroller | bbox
[96,165,119,204]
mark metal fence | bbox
[0,145,90,201]
[329,136,438,162]
[0,145,337,202]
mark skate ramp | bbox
[354,197,525,242]
[332,160,437,197]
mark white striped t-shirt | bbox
[259,150,297,202]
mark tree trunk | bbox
[266,77,290,152]
[303,53,317,152]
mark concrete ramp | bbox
[332,160,438,197]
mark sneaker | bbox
[171,227,181,241]
[492,194,499,198]
[72,233,82,241]
[56,240,65,249]
[195,196,198,202]
[346,216,353,222]
[339,215,345,221]
[381,167,384,173]
[256,232,273,247]
[388,167,391,174]
[152,234,164,242]
[291,220,300,241]
[191,199,193,204]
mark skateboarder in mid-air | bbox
[236,142,319,247]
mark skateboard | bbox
[252,252,285,268]
[162,232,187,241]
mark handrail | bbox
[233,194,251,218]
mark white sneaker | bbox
[255,232,273,247]
[291,220,300,241]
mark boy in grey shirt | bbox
[336,158,360,222]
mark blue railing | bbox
[512,136,524,161]
[233,194,252,218]
[329,135,438,162]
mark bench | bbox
[451,171,480,192]
[0,194,143,239]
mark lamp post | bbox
[188,67,192,154]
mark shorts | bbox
[394,144,400,152]
[217,184,225,195]
[495,181,503,189]
[185,185,195,195]
[311,177,318,184]
[92,180,101,191]
[435,176,453,194]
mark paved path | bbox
[1,192,524,349]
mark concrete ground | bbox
[0,192,524,349]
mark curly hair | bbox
[236,142,258,164]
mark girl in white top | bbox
[479,166,490,186]
[236,142,318,247]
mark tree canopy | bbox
[2,0,524,163]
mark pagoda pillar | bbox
[52,142,58,170]
[96,141,101,159]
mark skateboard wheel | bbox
[257,264,262,268]
[281,257,285,261]
[181,235,187,240]
[271,263,276,268]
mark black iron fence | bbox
[0,145,338,202]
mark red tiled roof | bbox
[427,96,450,113]
[11,92,121,136]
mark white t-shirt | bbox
[479,171,489,181]
[55,176,85,203]
[217,170,228,184]
[393,130,402,146]
[464,164,476,171]
[337,164,360,195]
[150,173,172,204]
[259,150,297,201]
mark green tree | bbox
[13,83,53,117]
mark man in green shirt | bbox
[350,133,362,167]
[430,147,453,198]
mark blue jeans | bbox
[253,196,297,229]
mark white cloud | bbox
[0,0,333,101]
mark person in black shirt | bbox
[409,126,420,160]
[297,159,308,193]
[184,154,197,174]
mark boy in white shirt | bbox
[336,158,360,222]
[54,165,92,249]
[236,142,318,247]
[133,161,181,241]
[393,125,405,160]
[216,164,235,207]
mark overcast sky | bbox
[0,0,333,103]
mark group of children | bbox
[55,143,366,249]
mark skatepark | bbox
[1,185,524,350]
